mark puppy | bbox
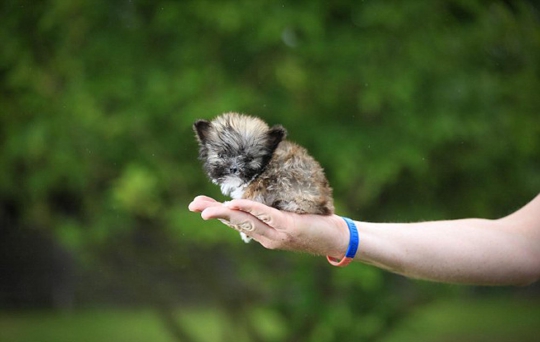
[193,112,334,242]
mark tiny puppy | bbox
[193,112,334,242]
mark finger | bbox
[201,205,279,240]
[193,195,217,202]
[188,195,220,212]
[217,219,256,232]
[224,199,284,228]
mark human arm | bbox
[188,194,540,286]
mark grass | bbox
[0,306,286,342]
[0,298,538,342]
[0,309,171,342]
[381,297,540,342]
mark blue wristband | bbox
[326,217,359,267]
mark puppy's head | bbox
[193,112,286,188]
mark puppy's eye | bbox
[244,156,253,163]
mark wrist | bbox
[326,217,359,267]
[325,215,353,260]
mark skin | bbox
[188,194,540,286]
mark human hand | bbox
[188,195,349,258]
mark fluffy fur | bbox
[194,112,334,241]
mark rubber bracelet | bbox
[326,217,359,267]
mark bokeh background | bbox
[1,0,540,341]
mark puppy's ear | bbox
[193,120,212,143]
[267,125,287,151]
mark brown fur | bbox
[243,141,334,215]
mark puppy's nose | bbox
[229,166,239,174]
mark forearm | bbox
[349,218,540,286]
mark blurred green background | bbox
[1,0,539,341]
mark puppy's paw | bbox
[240,232,252,243]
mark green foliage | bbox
[1,0,539,340]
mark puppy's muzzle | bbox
[228,159,242,175]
